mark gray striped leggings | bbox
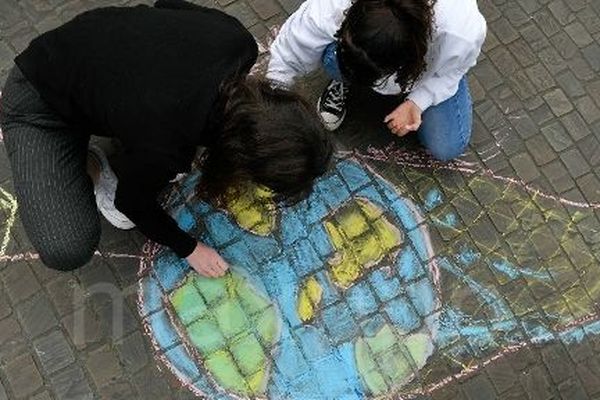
[0,66,100,270]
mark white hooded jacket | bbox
[267,0,487,112]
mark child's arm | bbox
[267,0,350,86]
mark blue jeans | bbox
[322,42,473,161]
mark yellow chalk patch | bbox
[224,184,277,236]
[297,276,323,322]
[325,198,403,289]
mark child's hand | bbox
[384,100,422,136]
[186,242,229,278]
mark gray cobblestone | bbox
[61,304,105,350]
[3,354,44,398]
[16,292,58,338]
[1,262,42,304]
[560,147,590,179]
[49,363,94,400]
[33,329,75,374]
[574,96,600,124]
[85,345,124,388]
[115,332,150,374]
[543,88,574,116]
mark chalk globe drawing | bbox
[138,158,441,399]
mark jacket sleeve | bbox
[112,152,197,258]
[407,26,486,112]
[266,0,350,86]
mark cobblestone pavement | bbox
[1,0,600,399]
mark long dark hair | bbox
[337,0,434,91]
[197,76,333,205]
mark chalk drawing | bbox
[136,149,600,399]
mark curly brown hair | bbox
[197,76,333,205]
[336,0,435,91]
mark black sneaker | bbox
[317,80,349,131]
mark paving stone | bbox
[247,0,280,19]
[555,70,586,97]
[224,1,259,27]
[576,357,600,396]
[471,59,503,91]
[1,262,42,304]
[490,17,519,44]
[61,305,105,350]
[508,110,538,139]
[574,96,600,125]
[49,363,94,400]
[560,147,590,179]
[541,343,575,383]
[537,46,569,75]
[115,331,150,374]
[463,373,498,400]
[85,345,124,388]
[3,354,43,399]
[0,315,26,361]
[520,23,551,52]
[507,38,538,67]
[577,135,600,168]
[565,22,594,46]
[525,135,557,165]
[520,365,556,400]
[543,159,575,193]
[46,274,85,317]
[98,378,137,400]
[510,152,541,182]
[582,43,600,72]
[548,0,576,25]
[15,292,58,338]
[541,121,573,152]
[29,391,52,400]
[0,382,6,400]
[33,329,75,374]
[525,62,556,91]
[558,377,590,400]
[132,366,172,398]
[533,8,561,37]
[568,55,597,81]
[551,31,579,60]
[543,88,574,117]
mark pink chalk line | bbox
[348,144,600,210]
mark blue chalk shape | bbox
[488,259,552,282]
[322,302,359,345]
[245,235,281,264]
[360,314,386,337]
[317,174,351,210]
[346,281,379,318]
[289,239,323,277]
[369,269,402,302]
[141,276,164,317]
[336,160,372,191]
[165,344,201,381]
[397,247,426,282]
[313,346,365,400]
[175,206,196,232]
[148,310,180,349]
[315,270,341,307]
[309,224,334,259]
[436,212,458,229]
[154,255,188,292]
[424,189,443,211]
[295,325,332,362]
[406,279,436,317]
[384,297,420,332]
[355,186,386,208]
[273,330,310,381]
[456,247,480,267]
[204,212,240,247]
[281,211,309,246]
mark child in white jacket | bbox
[267,0,487,161]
